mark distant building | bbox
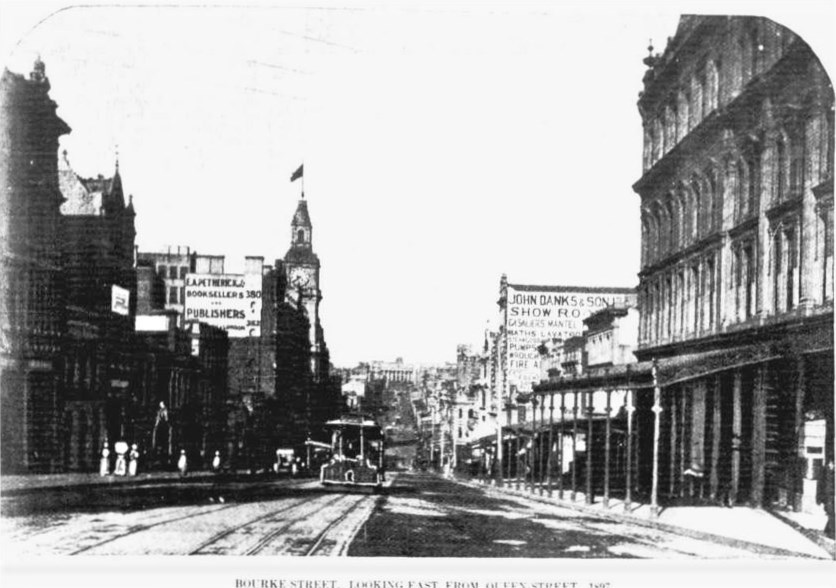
[0,60,70,473]
[135,246,224,323]
[370,358,417,383]
[494,274,635,425]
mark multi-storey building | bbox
[0,60,70,473]
[634,16,833,511]
[58,152,139,470]
[495,274,635,426]
[136,246,224,323]
[274,196,341,455]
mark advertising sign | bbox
[111,284,130,316]
[505,285,636,393]
[184,273,262,337]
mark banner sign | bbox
[184,273,262,337]
[505,285,636,393]
[111,285,130,316]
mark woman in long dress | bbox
[99,443,111,476]
[128,444,140,476]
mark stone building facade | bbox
[634,16,833,511]
[0,60,70,473]
[57,152,139,470]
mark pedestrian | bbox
[683,461,705,504]
[212,450,221,473]
[818,459,834,539]
[128,444,140,476]
[99,443,111,476]
[177,449,188,478]
[114,440,129,476]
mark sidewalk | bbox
[462,476,835,559]
[0,470,231,495]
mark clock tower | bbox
[283,197,324,380]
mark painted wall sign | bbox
[505,285,636,393]
[184,273,262,337]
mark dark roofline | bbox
[507,283,636,294]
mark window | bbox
[773,229,782,312]
[297,229,305,243]
[705,256,716,330]
[180,266,188,279]
[168,286,178,304]
[158,264,167,277]
[677,91,689,142]
[691,264,700,334]
[744,244,755,319]
[168,266,178,280]
[786,227,796,311]
[776,135,787,203]
[750,27,761,79]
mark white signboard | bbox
[135,314,169,332]
[111,284,130,316]
[184,273,262,337]
[505,285,636,393]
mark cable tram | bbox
[320,414,385,488]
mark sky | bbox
[2,1,834,367]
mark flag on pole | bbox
[290,164,304,182]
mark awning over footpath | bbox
[534,344,788,394]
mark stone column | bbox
[751,364,768,508]
[571,390,579,501]
[539,398,546,495]
[651,363,663,517]
[625,389,635,512]
[604,389,612,508]
[669,387,678,497]
[558,392,566,499]
[710,375,722,501]
[730,369,742,505]
[586,391,594,505]
[547,392,555,497]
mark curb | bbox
[0,472,298,496]
[457,477,832,559]
[765,508,836,560]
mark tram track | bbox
[191,494,350,555]
[67,479,318,555]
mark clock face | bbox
[289,267,312,288]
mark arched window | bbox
[775,132,788,203]
[297,229,305,243]
[691,179,704,238]
[666,198,678,253]
[706,60,719,112]
[707,168,721,233]
[750,27,761,79]
[677,91,689,142]
[664,104,676,151]
[654,118,664,160]
[734,158,748,221]
[690,74,702,128]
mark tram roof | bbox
[325,414,380,429]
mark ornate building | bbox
[634,16,833,511]
[282,197,328,381]
[275,196,341,453]
[58,152,138,470]
[0,60,70,473]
